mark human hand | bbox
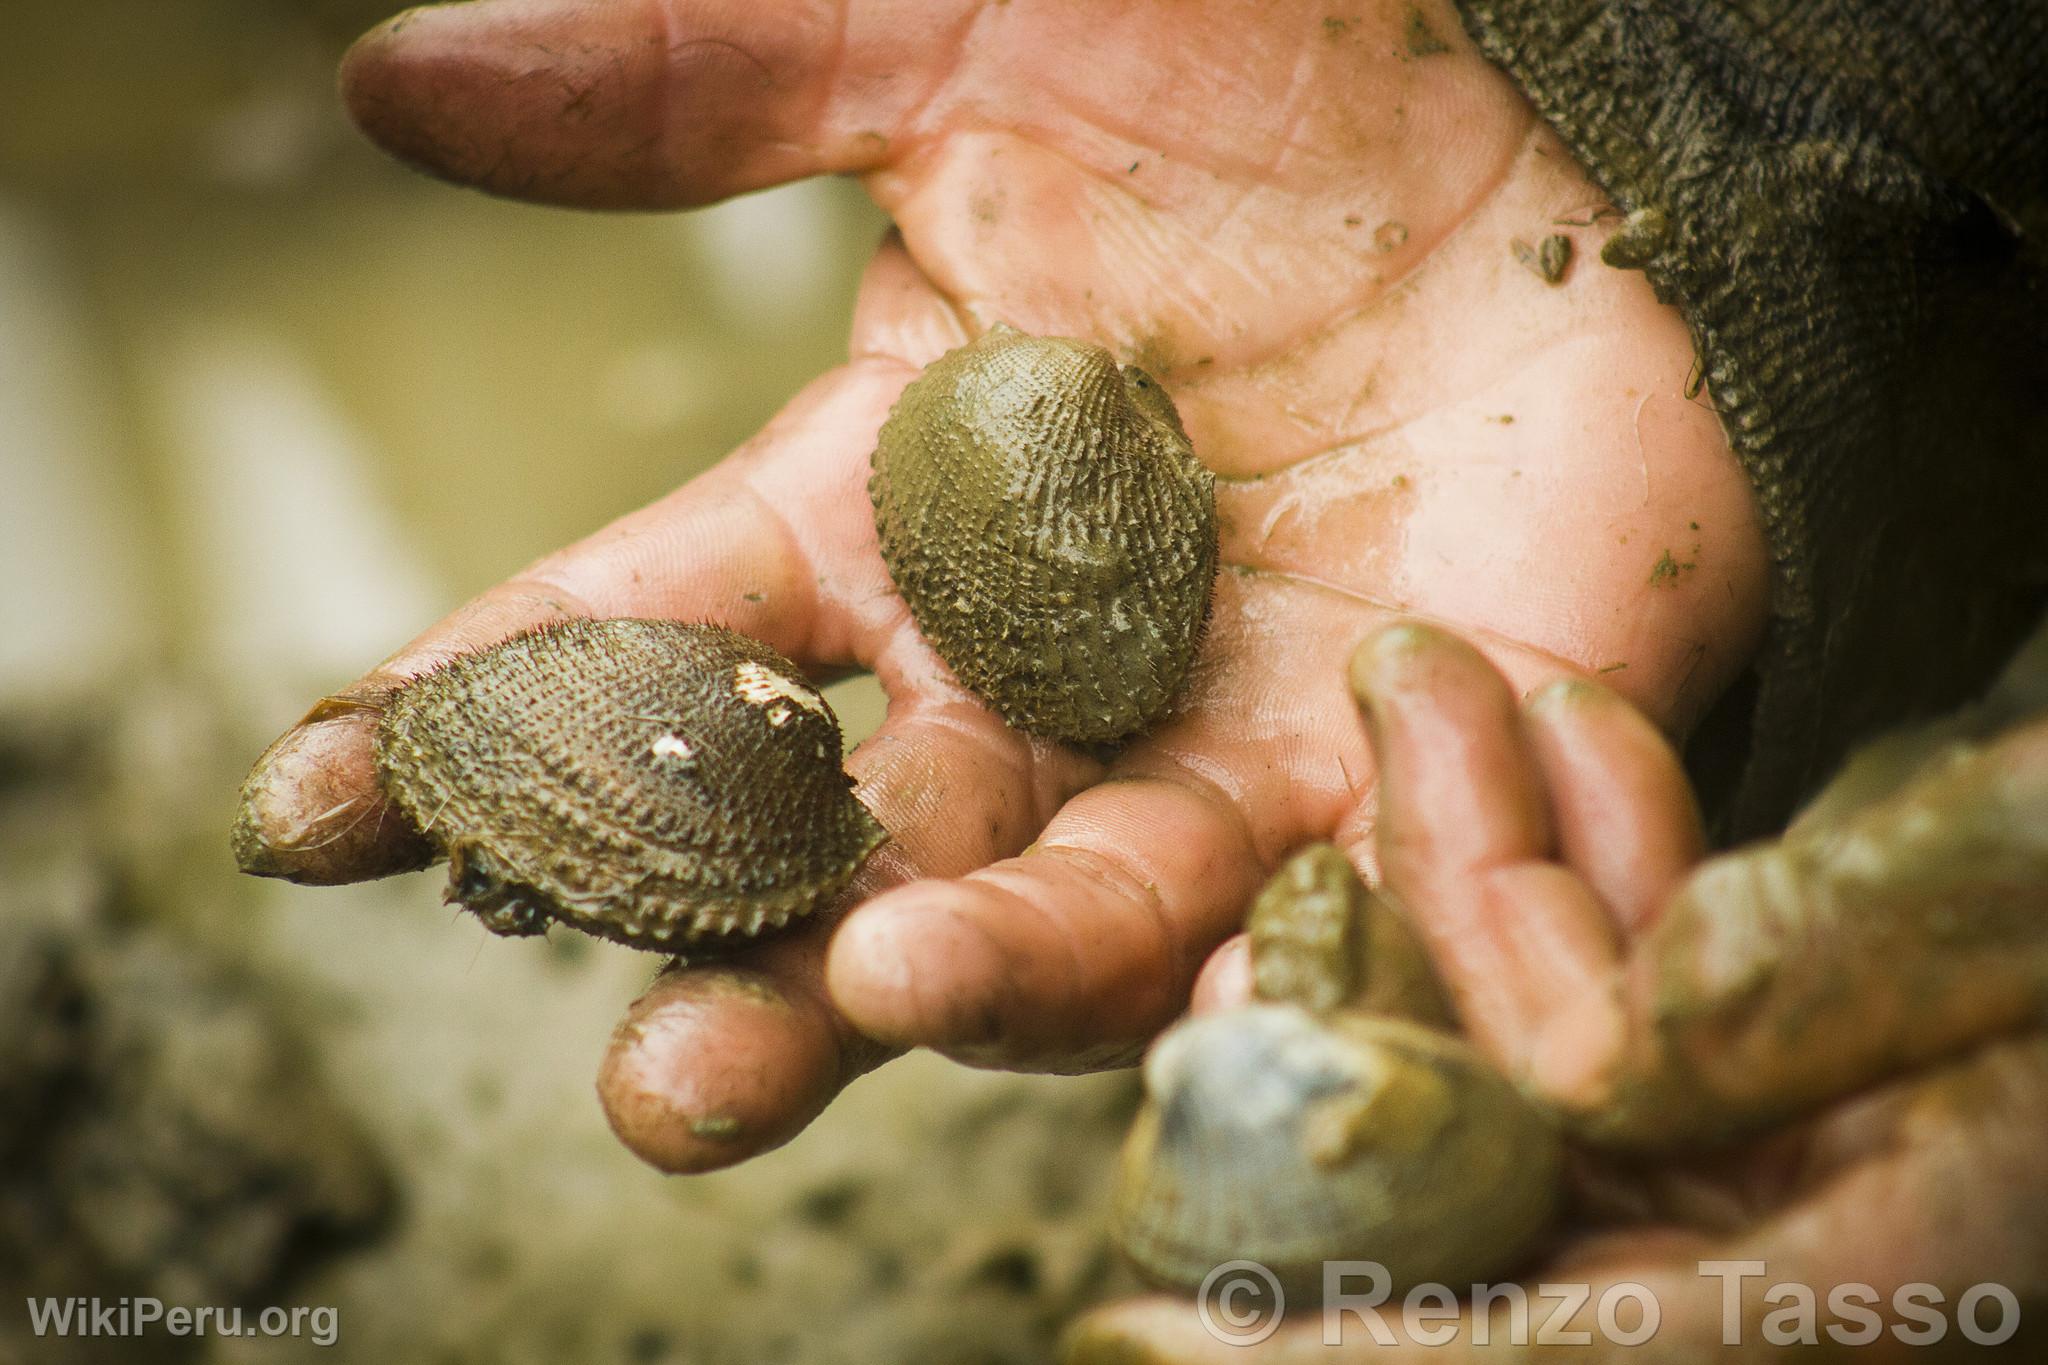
[233,0,1767,1172]
[1069,623,2048,1361]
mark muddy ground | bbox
[0,688,1142,1365]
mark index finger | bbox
[1350,621,1623,1083]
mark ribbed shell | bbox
[1247,845,1366,1013]
[870,327,1217,744]
[373,619,886,951]
[1249,843,1451,1025]
[1114,1007,1560,1298]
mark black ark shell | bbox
[869,325,1219,745]
[372,619,886,951]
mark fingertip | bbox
[598,966,844,1174]
[1347,620,1437,702]
[231,701,433,884]
[1345,619,1492,713]
[337,4,473,179]
[825,884,1012,1051]
[1346,619,1548,875]
[336,0,883,209]
[1189,934,1252,1014]
[1521,675,1705,930]
[338,0,674,205]
[1059,1298,1237,1365]
[1526,676,1605,713]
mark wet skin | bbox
[233,0,1768,1172]
[1071,625,2048,1362]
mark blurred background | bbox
[0,5,1137,1362]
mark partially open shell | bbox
[373,619,886,951]
[869,326,1218,744]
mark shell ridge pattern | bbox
[869,327,1217,744]
[489,630,758,871]
[453,628,717,911]
[373,619,885,950]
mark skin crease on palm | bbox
[236,0,1771,1182]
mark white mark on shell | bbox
[732,660,825,716]
[650,733,696,762]
[767,703,794,728]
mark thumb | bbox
[340,0,967,208]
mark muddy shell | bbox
[869,325,1218,744]
[372,619,886,951]
[1114,845,1557,1297]
[1113,1006,1561,1298]
[1248,844,1451,1025]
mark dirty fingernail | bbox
[1346,621,1448,704]
[231,705,432,884]
[1528,677,1601,713]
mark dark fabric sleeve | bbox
[1450,0,2048,839]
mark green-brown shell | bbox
[1247,844,1451,1025]
[372,619,886,951]
[1113,845,1556,1297]
[869,326,1218,744]
[1114,1008,1561,1298]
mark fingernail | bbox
[231,708,433,884]
[1528,677,1598,713]
[1346,621,1444,708]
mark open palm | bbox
[235,0,1766,1171]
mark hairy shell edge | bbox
[371,618,887,952]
